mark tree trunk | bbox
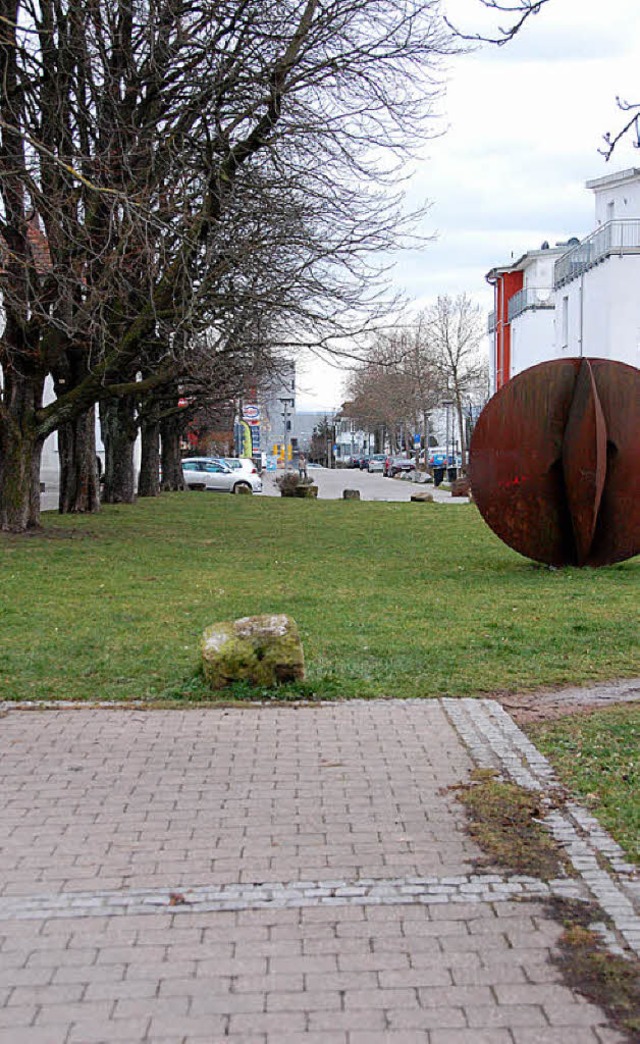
[57,406,100,514]
[100,397,137,504]
[160,414,184,491]
[0,369,44,532]
[138,409,160,497]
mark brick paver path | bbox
[0,702,627,1043]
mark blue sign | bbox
[413,433,421,449]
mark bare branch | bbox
[443,0,551,46]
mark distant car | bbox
[387,456,417,478]
[181,457,262,494]
[367,454,387,472]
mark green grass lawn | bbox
[529,705,640,865]
[1,493,638,704]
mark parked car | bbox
[222,456,261,478]
[367,453,387,472]
[348,454,369,469]
[181,457,262,494]
[387,456,417,478]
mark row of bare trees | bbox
[0,0,456,532]
[345,295,488,469]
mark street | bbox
[258,466,469,503]
[40,465,469,511]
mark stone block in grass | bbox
[202,614,305,690]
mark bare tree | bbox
[345,320,444,455]
[345,344,416,453]
[1,0,455,532]
[424,294,487,471]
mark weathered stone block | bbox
[410,491,434,503]
[451,476,470,497]
[342,489,361,500]
[202,614,305,690]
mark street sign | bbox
[413,433,421,449]
[243,403,260,422]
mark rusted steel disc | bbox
[469,358,640,567]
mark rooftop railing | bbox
[507,287,554,323]
[554,219,640,288]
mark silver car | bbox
[182,457,262,494]
[367,453,387,473]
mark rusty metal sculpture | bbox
[469,358,640,567]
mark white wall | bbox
[523,254,556,292]
[560,254,640,367]
[593,177,640,226]
[510,307,556,376]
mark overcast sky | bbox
[296,0,640,411]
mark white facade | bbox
[508,247,563,376]
[487,167,640,393]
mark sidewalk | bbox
[0,699,636,1043]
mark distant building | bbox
[333,406,375,464]
[486,167,640,394]
[292,411,335,454]
[256,359,297,463]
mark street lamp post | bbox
[279,397,294,467]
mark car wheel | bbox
[233,482,252,495]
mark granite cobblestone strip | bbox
[0,872,587,921]
[443,698,640,958]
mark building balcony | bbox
[507,287,554,322]
[487,311,496,333]
[554,219,640,288]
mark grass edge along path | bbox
[454,771,640,1042]
[528,704,640,867]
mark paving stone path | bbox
[0,699,637,1043]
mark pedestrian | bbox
[298,452,308,480]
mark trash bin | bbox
[433,467,445,486]
[447,467,458,482]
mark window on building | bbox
[561,296,569,349]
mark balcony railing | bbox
[554,219,640,288]
[507,287,554,323]
[487,311,496,333]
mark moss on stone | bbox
[201,613,305,691]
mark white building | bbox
[486,167,640,393]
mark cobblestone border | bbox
[0,871,589,921]
[443,698,640,957]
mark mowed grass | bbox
[0,493,638,703]
[529,706,640,865]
